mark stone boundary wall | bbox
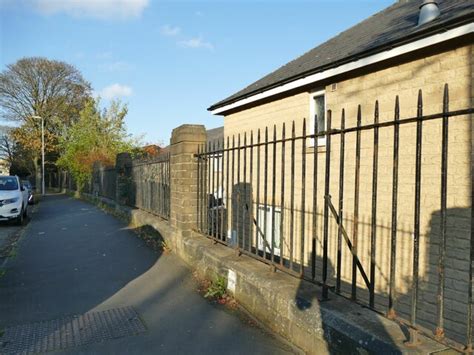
[76,191,452,355]
[67,123,456,354]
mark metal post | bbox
[300,118,307,277]
[256,130,261,257]
[215,140,220,239]
[336,109,345,293]
[388,96,400,319]
[272,125,277,264]
[197,145,201,232]
[231,136,235,244]
[226,137,230,243]
[243,133,247,249]
[212,141,217,238]
[408,90,423,346]
[264,127,269,260]
[290,121,296,270]
[436,84,449,340]
[369,101,379,309]
[322,110,332,300]
[249,131,254,252]
[220,138,225,241]
[237,134,241,250]
[207,141,211,235]
[42,116,45,196]
[352,106,362,300]
[312,116,319,281]
[280,123,286,268]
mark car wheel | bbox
[16,207,24,225]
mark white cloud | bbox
[99,84,133,99]
[33,0,149,20]
[160,25,181,37]
[96,51,113,59]
[100,61,133,72]
[178,37,214,50]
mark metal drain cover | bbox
[0,306,146,354]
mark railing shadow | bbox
[218,179,472,351]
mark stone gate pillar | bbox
[170,125,207,235]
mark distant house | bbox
[205,127,224,201]
[206,127,224,143]
[141,144,163,158]
[206,0,473,346]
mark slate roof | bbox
[209,0,474,112]
[206,126,224,143]
[149,127,223,154]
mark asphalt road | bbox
[0,194,296,354]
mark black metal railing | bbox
[95,167,117,200]
[128,153,171,220]
[196,84,474,351]
[86,152,171,220]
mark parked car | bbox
[0,176,29,225]
[21,180,35,204]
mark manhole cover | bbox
[0,306,146,354]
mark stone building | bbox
[207,0,473,345]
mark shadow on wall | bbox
[231,183,253,248]
[291,206,472,352]
[396,207,471,345]
[293,256,399,354]
[223,180,471,350]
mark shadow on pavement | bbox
[0,194,295,354]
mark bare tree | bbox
[0,125,35,177]
[0,125,14,164]
[0,57,92,186]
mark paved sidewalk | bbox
[0,214,28,266]
[0,194,296,354]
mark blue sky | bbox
[1,0,394,145]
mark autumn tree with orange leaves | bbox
[57,98,136,190]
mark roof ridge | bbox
[276,1,404,74]
[209,0,473,112]
[230,2,403,97]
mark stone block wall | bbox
[170,125,207,233]
[221,43,473,344]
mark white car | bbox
[0,176,29,224]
